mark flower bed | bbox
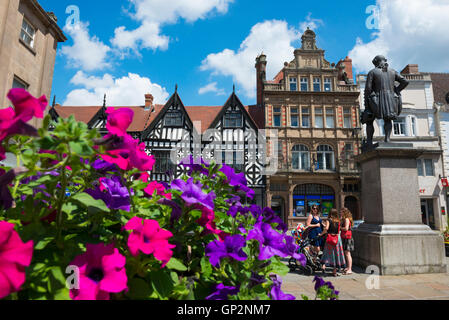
[0,89,343,300]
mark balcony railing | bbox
[263,83,359,92]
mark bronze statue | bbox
[361,55,409,145]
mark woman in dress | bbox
[340,207,355,275]
[320,209,346,276]
[305,205,323,256]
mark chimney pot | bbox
[145,94,154,110]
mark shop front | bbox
[293,184,336,218]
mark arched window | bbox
[316,145,335,170]
[292,145,310,170]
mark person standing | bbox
[305,205,323,256]
[340,208,355,275]
[320,209,346,276]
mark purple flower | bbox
[171,178,216,210]
[220,165,254,200]
[92,158,118,173]
[86,176,131,211]
[158,198,182,223]
[283,235,306,266]
[0,167,27,209]
[205,283,240,300]
[247,222,289,260]
[249,272,267,288]
[180,155,210,176]
[270,275,295,300]
[313,276,326,291]
[205,234,248,267]
[262,207,287,233]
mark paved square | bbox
[282,258,449,300]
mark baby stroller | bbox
[288,226,325,275]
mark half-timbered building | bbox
[49,89,267,207]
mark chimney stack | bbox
[145,94,154,111]
[401,64,419,75]
[255,53,267,107]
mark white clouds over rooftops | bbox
[349,0,449,73]
[64,71,169,106]
[198,82,226,96]
[200,20,301,98]
[61,22,112,72]
[111,0,234,51]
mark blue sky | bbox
[39,0,449,107]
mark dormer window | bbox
[224,110,242,128]
[164,110,183,126]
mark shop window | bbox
[293,184,335,217]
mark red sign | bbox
[442,178,449,188]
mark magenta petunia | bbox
[144,181,172,200]
[69,243,127,300]
[197,207,228,240]
[0,107,38,142]
[0,221,34,299]
[101,134,155,172]
[7,88,47,122]
[125,217,175,267]
[106,108,134,137]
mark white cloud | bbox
[299,13,324,33]
[111,0,234,51]
[64,71,170,106]
[349,0,449,73]
[198,82,225,95]
[200,20,301,98]
[61,22,112,71]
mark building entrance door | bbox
[421,199,435,230]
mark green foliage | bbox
[0,114,302,301]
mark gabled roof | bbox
[52,92,265,134]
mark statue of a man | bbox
[362,55,409,145]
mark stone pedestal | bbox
[353,144,446,275]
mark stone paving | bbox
[282,258,449,300]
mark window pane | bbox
[291,115,298,127]
[292,153,299,169]
[301,153,310,170]
[315,116,323,128]
[424,159,434,176]
[300,78,308,91]
[417,160,424,176]
[274,115,281,127]
[12,77,27,89]
[325,109,334,128]
[317,153,324,170]
[324,78,332,92]
[325,153,333,170]
[313,78,321,92]
[290,78,297,91]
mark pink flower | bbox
[0,221,34,299]
[7,88,47,122]
[144,181,172,200]
[106,108,134,137]
[69,243,127,300]
[197,207,228,241]
[0,107,38,142]
[125,217,175,267]
[101,134,155,172]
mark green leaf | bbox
[35,237,53,250]
[71,193,110,213]
[127,278,152,300]
[150,270,174,300]
[166,258,187,272]
[200,256,212,278]
[269,259,290,276]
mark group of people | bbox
[305,205,354,277]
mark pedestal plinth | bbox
[353,144,446,275]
